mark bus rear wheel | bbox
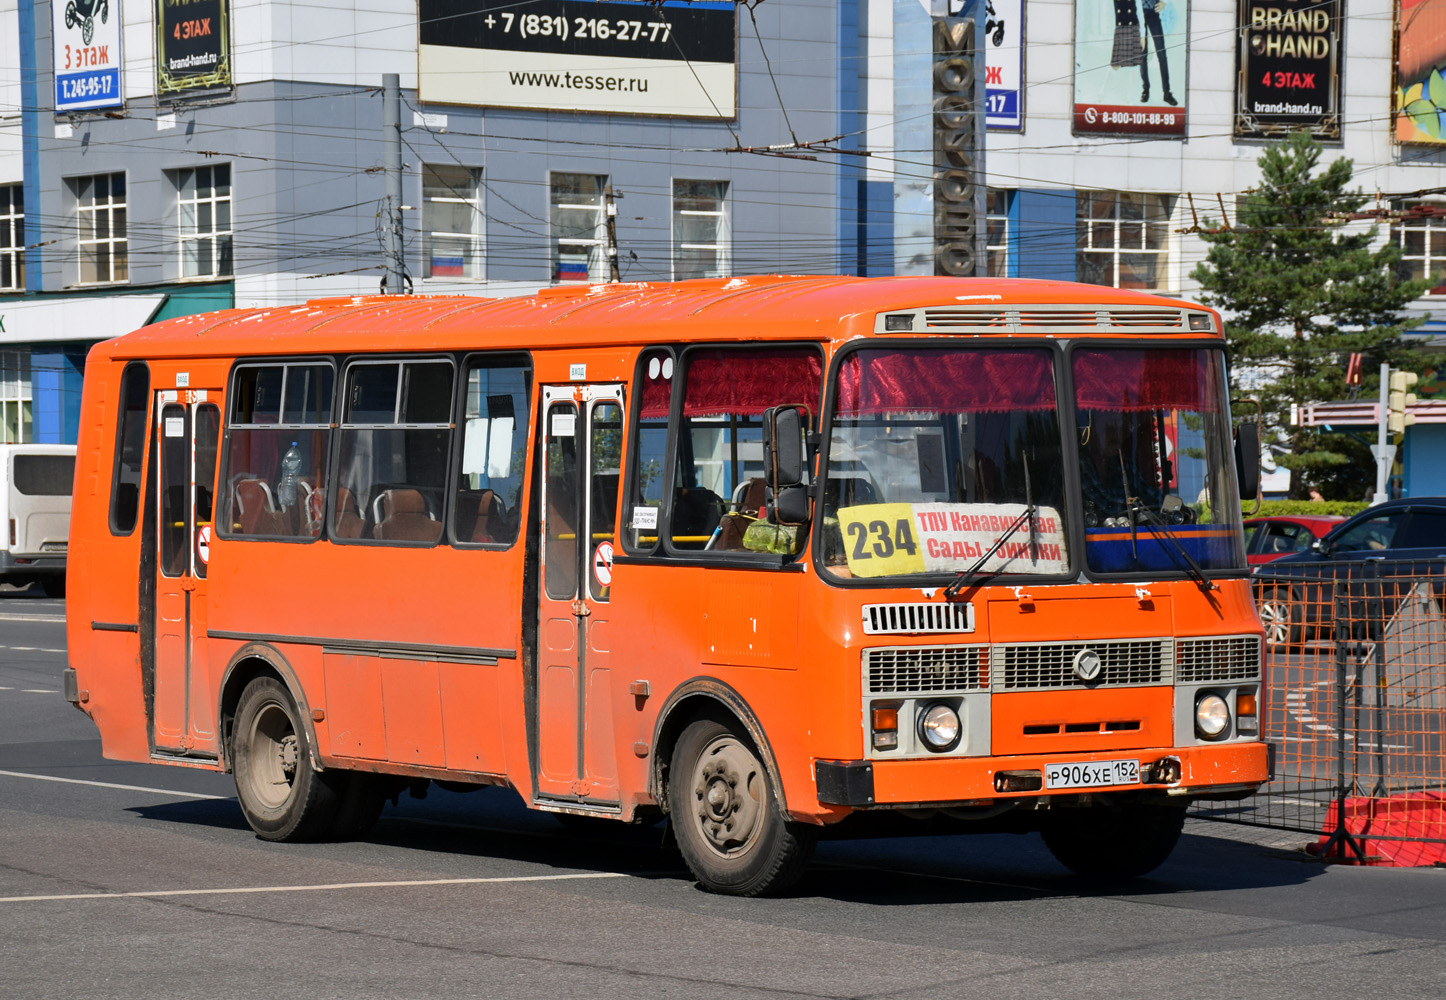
[1041,803,1187,879]
[668,717,816,897]
[232,676,341,842]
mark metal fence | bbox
[1193,562,1446,864]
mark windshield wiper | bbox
[945,504,1038,599]
[1127,499,1217,594]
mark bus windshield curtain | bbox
[1073,349,1220,413]
[836,349,1057,415]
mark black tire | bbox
[1041,803,1187,879]
[41,577,66,599]
[65,1,77,28]
[82,16,93,45]
[231,676,340,842]
[668,716,816,896]
[1257,586,1302,649]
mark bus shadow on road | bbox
[128,787,1328,901]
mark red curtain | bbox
[640,349,823,418]
[1073,349,1220,412]
[836,350,1057,415]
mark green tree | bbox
[1190,131,1432,499]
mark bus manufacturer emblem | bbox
[1072,647,1103,682]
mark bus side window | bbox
[451,355,530,546]
[670,346,822,554]
[335,358,453,547]
[221,363,334,540]
[109,362,150,536]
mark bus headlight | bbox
[1195,693,1230,739]
[918,703,962,752]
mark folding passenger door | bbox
[535,384,625,806]
[151,388,223,754]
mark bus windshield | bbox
[1074,347,1244,574]
[822,347,1068,581]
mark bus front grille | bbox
[994,638,1172,690]
[1175,635,1262,683]
[865,645,989,694]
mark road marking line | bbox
[0,614,64,623]
[0,686,12,691]
[9,647,35,651]
[0,872,630,904]
[20,689,56,694]
[0,769,228,800]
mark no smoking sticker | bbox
[593,541,613,588]
[196,525,211,565]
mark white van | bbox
[1,444,76,597]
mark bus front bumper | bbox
[815,741,1272,809]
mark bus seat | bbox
[671,487,724,548]
[710,479,769,551]
[232,477,286,535]
[470,489,505,543]
[299,481,324,538]
[333,486,365,539]
[374,488,442,543]
[824,476,880,511]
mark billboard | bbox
[418,0,737,118]
[52,0,123,112]
[1235,0,1341,140]
[985,0,1024,131]
[156,0,234,103]
[1073,0,1187,137]
[1397,0,1446,144]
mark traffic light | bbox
[1388,369,1419,436]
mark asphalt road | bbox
[3,587,1446,999]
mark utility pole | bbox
[1371,362,1394,505]
[381,74,407,294]
[604,185,621,283]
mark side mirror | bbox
[1234,421,1260,501]
[763,405,806,489]
[762,405,809,527]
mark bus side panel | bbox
[205,539,529,784]
[67,355,152,763]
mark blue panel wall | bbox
[1015,188,1077,281]
[859,179,895,275]
[30,348,85,445]
[1403,425,1446,497]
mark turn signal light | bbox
[1237,690,1259,734]
[872,705,899,750]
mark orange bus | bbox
[64,275,1268,895]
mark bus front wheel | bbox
[232,676,341,842]
[1041,803,1187,879]
[668,717,816,897]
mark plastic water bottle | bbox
[277,442,301,507]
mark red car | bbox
[1243,514,1345,566]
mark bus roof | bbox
[93,275,1216,362]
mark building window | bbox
[0,185,23,291]
[176,165,232,278]
[73,172,128,285]
[1392,204,1446,293]
[0,350,32,443]
[423,164,484,279]
[551,173,608,283]
[986,188,1013,278]
[672,180,729,280]
[1075,191,1173,290]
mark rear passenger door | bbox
[152,388,223,753]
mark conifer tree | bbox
[1190,131,1431,499]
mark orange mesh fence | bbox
[1194,562,1446,864]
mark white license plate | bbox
[1044,758,1140,790]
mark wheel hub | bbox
[692,737,763,855]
